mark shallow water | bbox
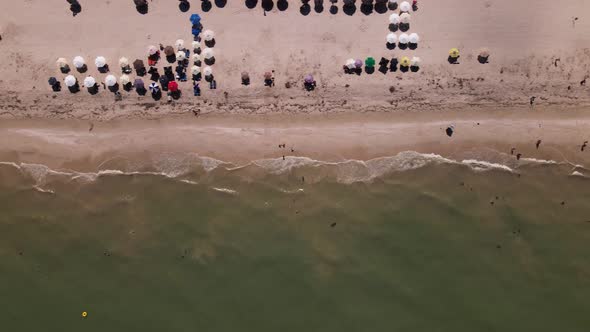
[1,154,589,331]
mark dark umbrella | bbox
[134,78,145,90]
[48,77,58,86]
[133,59,145,71]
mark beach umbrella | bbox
[133,59,145,71]
[400,56,411,67]
[192,41,201,51]
[147,45,158,56]
[119,57,129,68]
[120,75,131,85]
[202,48,215,60]
[304,74,314,84]
[134,78,145,89]
[190,13,201,25]
[95,56,106,68]
[149,82,160,92]
[386,33,397,44]
[410,56,421,67]
[192,54,201,63]
[191,65,201,75]
[164,46,175,57]
[389,13,400,24]
[241,72,249,80]
[56,57,68,68]
[175,39,185,50]
[48,77,58,86]
[354,59,363,68]
[399,1,411,12]
[409,33,420,44]
[399,33,410,44]
[105,74,117,87]
[202,30,215,41]
[176,51,187,61]
[73,56,85,69]
[203,66,213,77]
[264,71,272,80]
[345,58,356,69]
[168,81,179,92]
[449,48,460,58]
[400,12,411,24]
[478,48,490,58]
[83,76,96,87]
[365,57,376,68]
[64,75,77,87]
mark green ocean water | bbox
[1,159,590,331]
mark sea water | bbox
[1,153,589,331]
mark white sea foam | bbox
[461,159,514,172]
[211,187,239,195]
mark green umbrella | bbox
[365,57,376,68]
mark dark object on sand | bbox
[446,125,454,137]
[164,46,176,63]
[536,139,542,149]
[530,96,536,106]
[164,66,175,82]
[516,153,522,160]
[193,83,201,96]
[133,59,146,76]
[241,72,250,86]
[330,222,337,227]
[48,77,61,92]
[67,0,82,16]
[179,0,191,12]
[134,0,148,14]
[134,78,146,95]
[478,48,490,64]
[581,141,588,152]
[148,67,160,82]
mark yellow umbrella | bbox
[449,48,460,58]
[400,56,411,67]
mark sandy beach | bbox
[1,0,590,121]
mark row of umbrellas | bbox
[386,32,419,45]
[388,12,411,24]
[345,56,420,69]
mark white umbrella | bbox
[175,39,185,50]
[95,56,106,68]
[400,12,411,24]
[120,75,131,85]
[105,75,117,87]
[64,75,77,87]
[400,1,411,12]
[203,66,213,77]
[386,33,397,44]
[73,56,85,69]
[389,13,400,24]
[56,57,68,68]
[83,76,96,87]
[147,45,158,56]
[409,33,420,44]
[411,56,421,66]
[202,48,215,60]
[192,41,201,50]
[192,54,201,63]
[202,30,215,41]
[345,58,356,70]
[176,51,187,61]
[119,57,129,68]
[191,66,201,75]
[399,33,410,44]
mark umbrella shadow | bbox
[386,42,396,50]
[343,4,356,16]
[166,55,177,64]
[375,2,387,13]
[262,0,274,11]
[360,4,373,15]
[278,0,288,11]
[389,23,398,32]
[300,4,311,15]
[98,65,109,74]
[108,83,120,93]
[314,0,324,13]
[152,91,162,101]
[329,4,338,14]
[412,3,419,11]
[448,56,460,64]
[76,65,88,74]
[410,65,420,72]
[88,85,99,95]
[137,87,147,96]
[388,2,398,10]
[60,66,71,74]
[400,66,409,73]
[135,2,148,15]
[204,57,216,65]
[179,1,190,12]
[68,84,80,93]
[378,65,388,75]
[399,23,410,32]
[246,0,258,9]
[398,43,408,50]
[365,67,375,75]
[205,39,216,47]
[409,42,418,50]
[123,82,133,92]
[215,0,227,8]
[478,55,489,64]
[201,0,212,12]
[68,0,82,16]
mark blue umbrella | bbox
[190,14,201,25]
[192,27,201,37]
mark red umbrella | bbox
[168,81,179,92]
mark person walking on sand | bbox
[536,140,542,149]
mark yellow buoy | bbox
[82,311,88,318]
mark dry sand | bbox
[0,0,590,120]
